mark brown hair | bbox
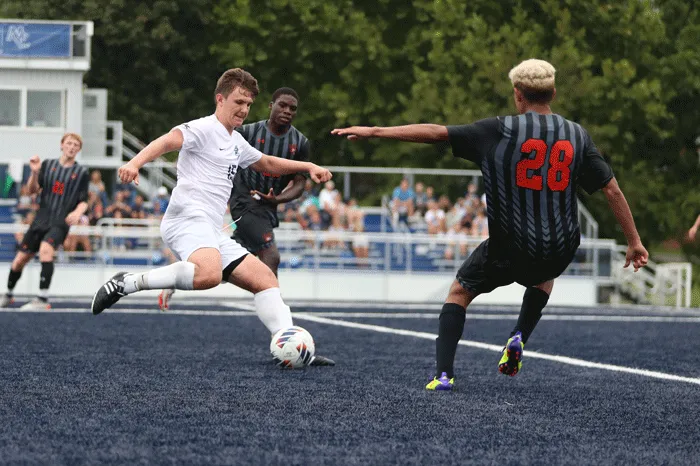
[214,68,259,103]
[61,132,83,148]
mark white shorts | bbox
[160,215,248,268]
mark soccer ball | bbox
[270,326,315,368]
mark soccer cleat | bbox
[19,298,50,310]
[91,272,128,315]
[426,372,454,391]
[498,331,524,377]
[158,289,175,311]
[308,355,335,366]
[0,294,14,308]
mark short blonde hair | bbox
[61,132,83,148]
[508,59,556,91]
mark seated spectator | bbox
[346,198,365,228]
[152,186,170,218]
[89,170,108,205]
[425,185,436,204]
[424,200,446,235]
[324,213,347,250]
[391,178,415,228]
[464,182,480,206]
[414,182,428,215]
[299,180,321,215]
[64,215,92,253]
[471,208,489,238]
[105,190,132,218]
[319,181,340,213]
[446,197,467,230]
[17,184,33,215]
[351,218,370,263]
[87,191,104,226]
[443,224,470,261]
[14,211,35,245]
[298,204,324,231]
[131,195,147,220]
[111,210,127,250]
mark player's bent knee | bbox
[193,267,222,290]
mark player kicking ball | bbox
[90,68,335,366]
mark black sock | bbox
[7,268,22,296]
[435,302,467,379]
[512,287,550,344]
[39,262,54,301]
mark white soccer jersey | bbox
[166,114,263,226]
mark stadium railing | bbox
[0,218,691,307]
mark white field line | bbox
[292,313,700,386]
[3,305,699,384]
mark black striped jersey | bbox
[448,112,613,261]
[34,159,89,228]
[230,120,310,212]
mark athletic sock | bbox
[122,261,195,295]
[511,287,550,344]
[435,302,467,379]
[253,287,294,335]
[7,268,22,295]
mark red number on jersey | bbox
[52,181,65,195]
[516,138,574,191]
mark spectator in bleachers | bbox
[319,181,339,213]
[346,198,365,229]
[298,204,324,231]
[324,213,347,250]
[425,185,436,204]
[63,215,92,253]
[438,194,452,212]
[152,186,170,218]
[391,178,415,228]
[464,182,479,206]
[111,210,127,251]
[131,194,147,220]
[87,191,104,226]
[88,170,108,206]
[351,218,370,262]
[471,207,489,238]
[446,197,467,230]
[16,184,34,216]
[414,182,428,215]
[299,179,321,215]
[443,223,470,261]
[424,199,446,235]
[14,211,35,245]
[105,190,132,218]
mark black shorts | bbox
[232,207,279,254]
[456,239,577,294]
[19,223,69,254]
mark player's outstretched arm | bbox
[250,156,332,183]
[331,124,449,143]
[118,130,184,185]
[688,214,700,241]
[602,177,648,271]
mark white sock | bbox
[122,261,195,295]
[253,287,293,335]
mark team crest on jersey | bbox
[71,173,77,180]
[289,144,297,155]
[233,145,240,156]
[227,164,238,181]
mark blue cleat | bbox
[426,372,454,391]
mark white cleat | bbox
[20,298,51,310]
[158,289,175,311]
[0,294,15,308]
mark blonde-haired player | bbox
[333,58,648,389]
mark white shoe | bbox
[20,298,51,310]
[0,294,15,308]
[158,289,175,311]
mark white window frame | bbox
[0,86,66,131]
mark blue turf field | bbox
[1,298,699,465]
